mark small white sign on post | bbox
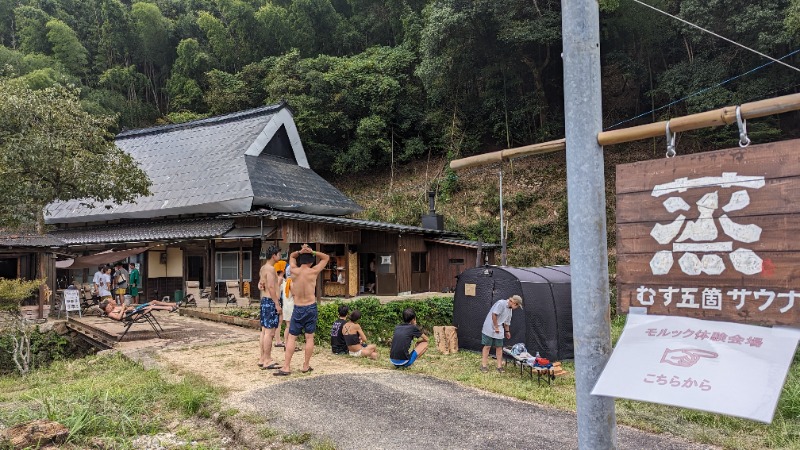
[63,289,81,318]
[592,314,800,423]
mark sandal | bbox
[274,343,285,348]
[273,370,291,376]
[300,367,314,373]
[496,367,505,373]
[480,366,489,373]
[170,305,179,313]
[262,362,281,370]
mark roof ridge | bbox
[117,103,286,140]
[51,217,231,234]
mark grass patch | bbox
[387,315,800,450]
[0,353,223,447]
[258,426,280,439]
[282,431,312,444]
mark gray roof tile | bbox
[51,218,234,245]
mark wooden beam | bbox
[449,139,566,170]
[448,93,800,171]
[598,92,800,146]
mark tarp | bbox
[453,265,573,360]
[56,247,149,270]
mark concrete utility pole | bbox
[562,1,617,448]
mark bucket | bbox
[123,294,132,306]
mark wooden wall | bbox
[427,244,484,293]
[284,220,360,244]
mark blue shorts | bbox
[289,303,318,335]
[390,350,419,368]
[260,297,279,329]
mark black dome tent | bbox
[453,265,573,361]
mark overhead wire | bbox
[629,0,800,74]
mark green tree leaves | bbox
[0,82,150,231]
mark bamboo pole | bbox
[597,92,800,146]
[449,92,800,171]
[449,139,566,170]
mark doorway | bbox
[187,255,204,288]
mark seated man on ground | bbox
[342,310,378,360]
[330,304,349,355]
[389,308,428,368]
[101,299,177,321]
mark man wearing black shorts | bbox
[275,244,329,376]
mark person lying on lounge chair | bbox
[100,299,177,321]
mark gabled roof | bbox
[45,104,362,224]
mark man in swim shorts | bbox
[275,244,329,376]
[258,245,282,370]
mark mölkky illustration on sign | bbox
[616,139,800,325]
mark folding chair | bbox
[225,281,243,307]
[183,281,201,307]
[118,307,164,342]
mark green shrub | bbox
[0,328,80,375]
[318,296,453,345]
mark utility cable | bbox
[607,47,800,129]
[630,0,800,74]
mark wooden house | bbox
[36,103,495,306]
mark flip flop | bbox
[273,370,291,376]
[263,362,281,370]
[257,363,265,368]
[274,343,285,348]
[170,306,179,313]
[300,367,314,373]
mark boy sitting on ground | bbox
[389,308,428,368]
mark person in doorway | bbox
[272,260,287,348]
[480,295,523,373]
[128,262,141,304]
[113,262,129,305]
[101,299,177,320]
[389,308,428,368]
[366,258,376,294]
[274,244,329,376]
[330,304,349,354]
[342,310,379,360]
[257,245,283,370]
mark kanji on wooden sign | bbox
[615,139,800,325]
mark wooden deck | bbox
[66,311,183,348]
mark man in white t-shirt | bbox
[92,265,105,296]
[480,295,523,373]
[98,266,113,303]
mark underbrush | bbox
[0,327,86,376]
[0,353,222,448]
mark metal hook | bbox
[736,106,750,147]
[665,121,676,158]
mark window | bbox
[215,251,252,281]
[411,252,427,273]
[448,258,465,265]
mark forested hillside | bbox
[2,0,799,261]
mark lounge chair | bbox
[183,281,201,307]
[117,306,164,342]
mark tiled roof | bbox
[50,219,234,245]
[246,155,362,215]
[230,209,461,236]
[0,232,64,247]
[424,237,501,249]
[45,104,361,224]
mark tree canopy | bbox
[0,81,151,231]
[0,0,797,178]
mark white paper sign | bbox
[64,289,81,312]
[592,314,799,423]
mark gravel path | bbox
[238,372,714,450]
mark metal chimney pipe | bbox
[427,191,436,214]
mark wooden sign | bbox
[616,139,800,325]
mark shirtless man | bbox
[100,299,176,320]
[274,244,329,376]
[258,245,283,370]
